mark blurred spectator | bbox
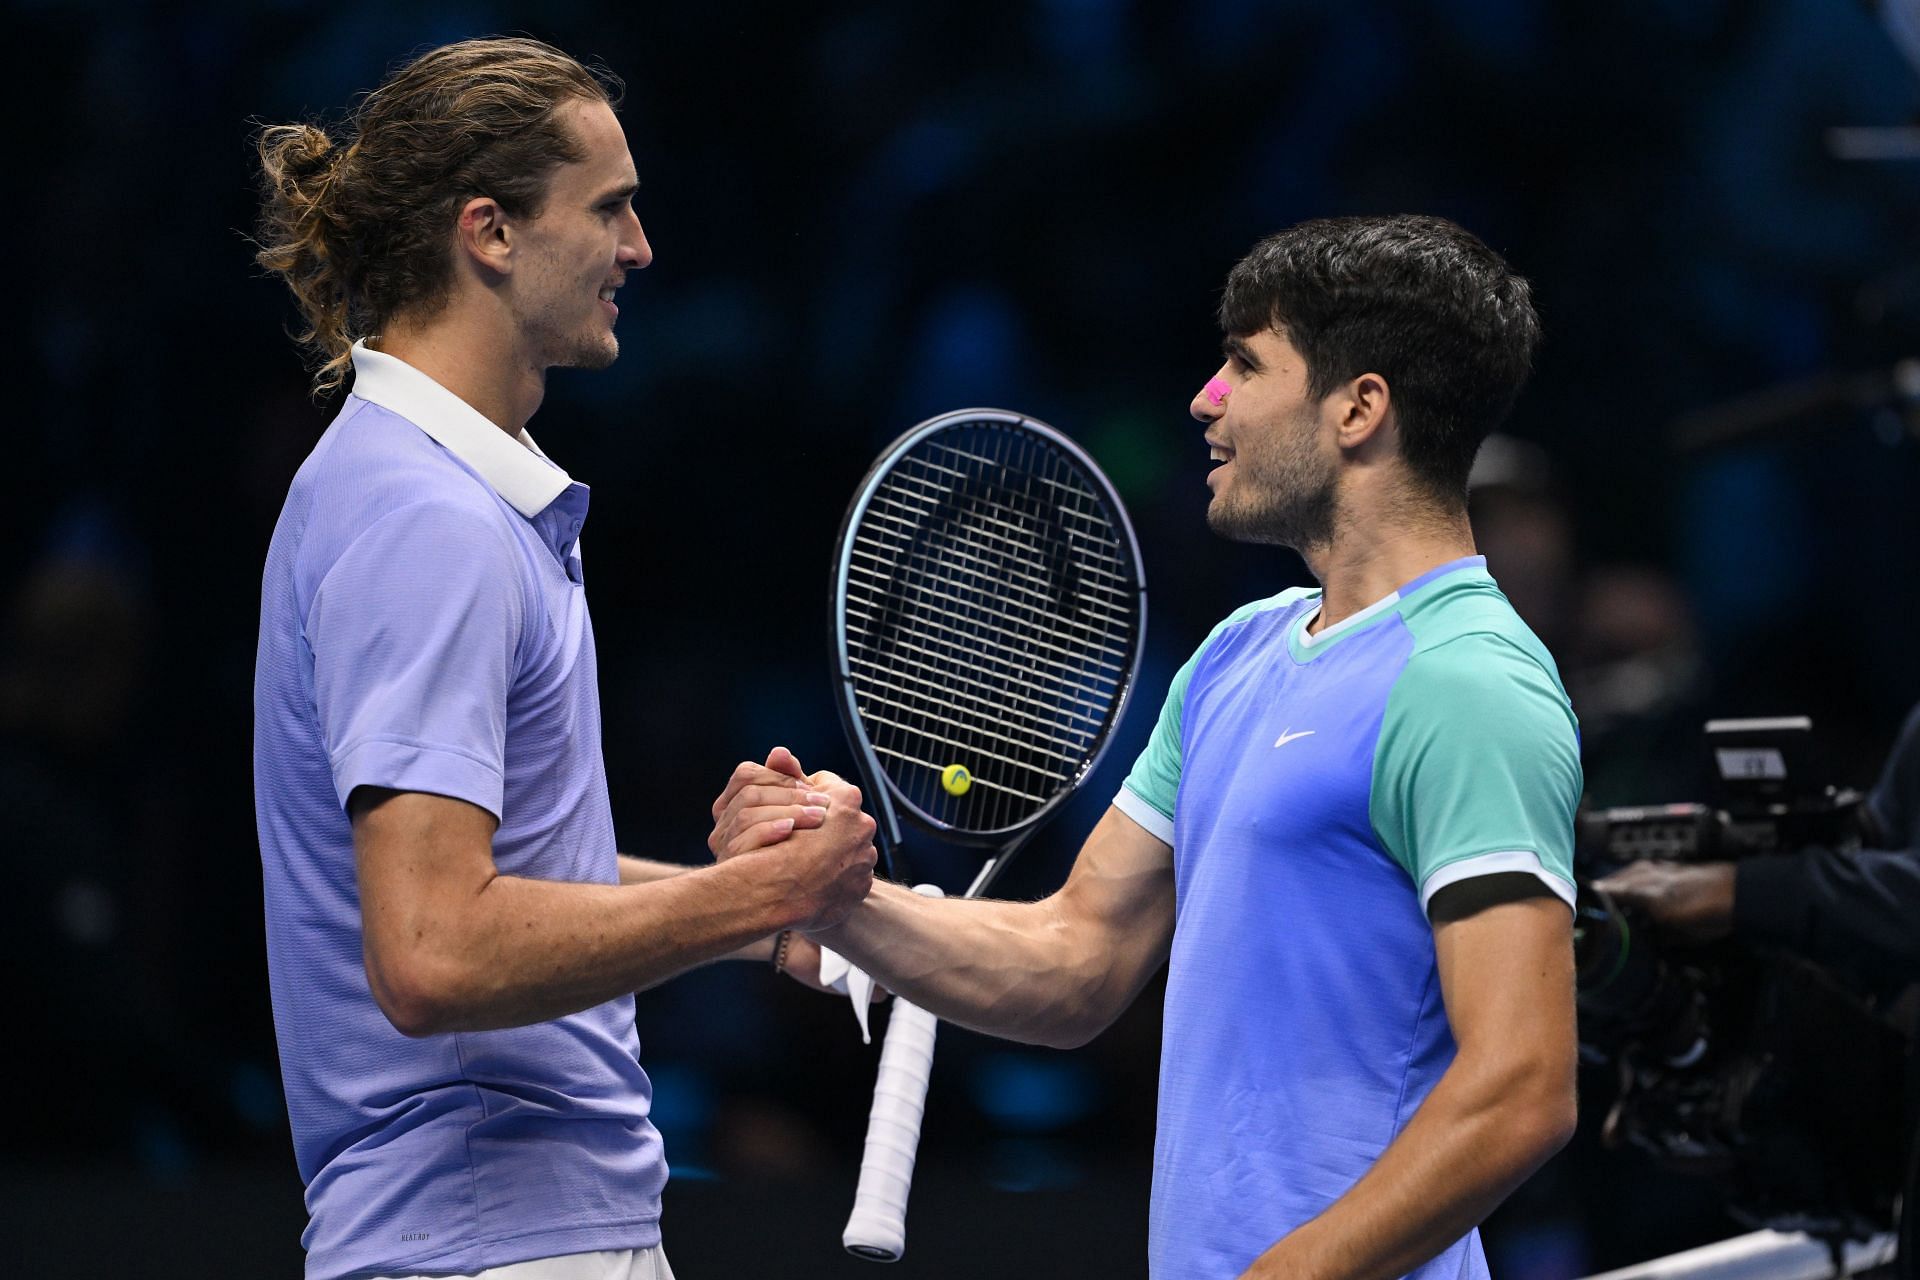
[1473,435,1711,807]
[1470,434,1577,655]
[0,537,167,1154]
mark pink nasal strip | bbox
[1204,377,1231,406]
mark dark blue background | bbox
[6,1,1919,1275]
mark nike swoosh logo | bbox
[1273,729,1316,748]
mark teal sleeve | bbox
[1118,647,1201,831]
[1369,635,1582,908]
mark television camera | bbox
[1575,717,1910,1242]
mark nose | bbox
[620,209,653,270]
[1191,365,1230,423]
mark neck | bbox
[376,305,546,437]
[1299,495,1475,634]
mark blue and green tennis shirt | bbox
[1113,555,1580,1280]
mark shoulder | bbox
[1404,629,1560,691]
[1165,587,1317,693]
[1383,628,1579,765]
[1396,631,1574,722]
[1380,576,1575,733]
[1398,577,1567,701]
[288,401,525,607]
[302,397,502,516]
[1146,587,1316,728]
[1200,586,1317,653]
[1223,585,1318,628]
[299,400,513,545]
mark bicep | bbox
[1431,896,1576,1067]
[1056,805,1177,983]
[351,788,500,978]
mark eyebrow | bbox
[1222,336,1261,371]
[594,178,640,206]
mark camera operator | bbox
[1596,701,1920,976]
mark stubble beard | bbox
[523,287,621,372]
[1205,427,1339,552]
[560,333,619,371]
[545,312,619,371]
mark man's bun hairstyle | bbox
[254,37,621,396]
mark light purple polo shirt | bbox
[253,341,665,1280]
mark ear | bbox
[1333,372,1392,452]
[453,196,514,279]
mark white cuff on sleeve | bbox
[1419,850,1575,913]
[1112,786,1174,846]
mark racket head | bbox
[830,408,1147,864]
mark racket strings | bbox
[845,565,1123,700]
[857,504,1134,649]
[867,449,1132,688]
[842,625,1109,736]
[855,495,1133,647]
[856,442,1127,829]
[844,423,1139,833]
[844,660,1099,757]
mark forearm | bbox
[1243,1057,1573,1279]
[809,881,1121,1048]
[617,853,780,964]
[616,854,690,885]
[807,809,1171,1047]
[371,853,804,1034]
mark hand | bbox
[1591,860,1736,945]
[707,747,829,859]
[712,748,877,931]
[776,770,877,930]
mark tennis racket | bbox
[828,407,1147,1261]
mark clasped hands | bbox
[708,746,880,988]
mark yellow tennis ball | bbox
[941,763,972,796]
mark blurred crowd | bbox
[8,0,1920,1274]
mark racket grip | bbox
[842,995,939,1262]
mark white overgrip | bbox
[842,996,939,1260]
[842,883,947,1262]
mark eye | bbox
[1222,344,1259,376]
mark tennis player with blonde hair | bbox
[252,37,875,1280]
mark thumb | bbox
[765,746,807,780]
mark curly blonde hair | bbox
[254,37,622,396]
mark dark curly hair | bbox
[253,37,623,396]
[1219,215,1542,509]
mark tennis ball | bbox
[941,763,972,796]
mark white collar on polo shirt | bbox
[348,339,574,519]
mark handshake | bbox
[706,745,882,943]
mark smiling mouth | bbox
[1205,440,1234,490]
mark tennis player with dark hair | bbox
[717,214,1580,1279]
[252,37,875,1280]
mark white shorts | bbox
[370,1246,676,1280]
